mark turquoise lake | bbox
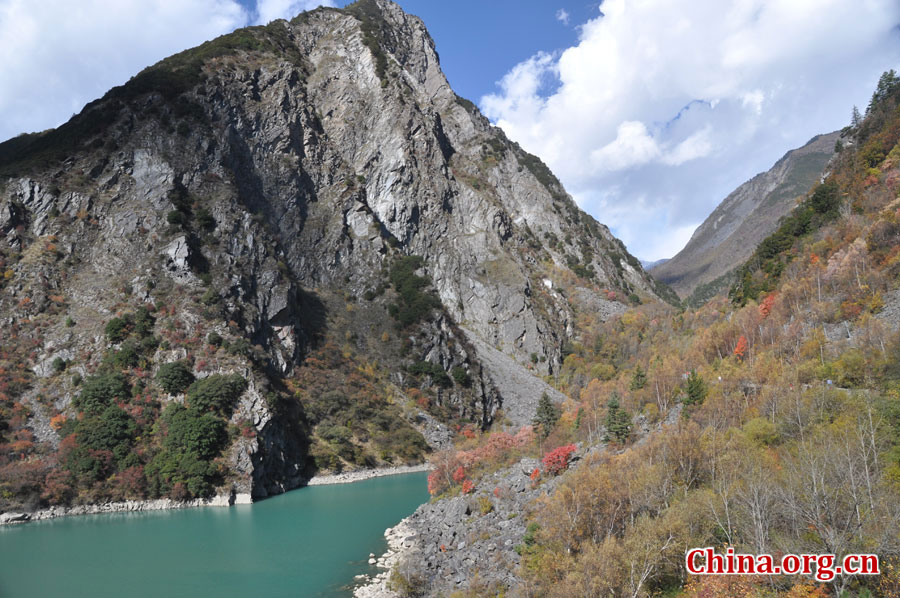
[0,471,429,598]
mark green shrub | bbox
[451,366,470,386]
[74,372,131,416]
[195,208,215,231]
[185,373,247,415]
[105,316,131,343]
[388,256,442,327]
[226,338,251,357]
[167,210,188,227]
[143,402,230,499]
[103,340,141,370]
[207,331,223,347]
[76,405,137,464]
[408,361,451,387]
[52,357,67,373]
[201,287,220,306]
[161,403,228,461]
[156,361,195,394]
[134,306,155,337]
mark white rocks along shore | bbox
[354,519,419,598]
[306,463,431,486]
[0,492,253,525]
[1,464,432,525]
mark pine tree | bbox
[603,393,631,443]
[683,370,707,406]
[868,69,900,114]
[630,365,647,391]
[533,392,560,439]
[851,105,862,128]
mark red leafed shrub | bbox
[42,467,74,504]
[461,479,474,494]
[542,444,577,476]
[759,293,777,318]
[426,426,536,496]
[530,467,541,484]
[427,470,444,496]
[112,466,147,500]
[452,466,466,483]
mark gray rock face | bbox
[653,131,840,301]
[379,455,564,595]
[0,0,663,501]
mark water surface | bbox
[0,471,428,598]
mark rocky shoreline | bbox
[306,464,431,486]
[354,519,417,598]
[0,491,253,526]
[0,464,432,526]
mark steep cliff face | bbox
[652,131,839,303]
[0,0,665,506]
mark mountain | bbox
[651,131,840,303]
[0,0,668,510]
[363,71,900,598]
[642,257,668,270]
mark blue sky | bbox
[340,1,590,106]
[1,0,898,260]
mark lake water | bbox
[0,471,429,598]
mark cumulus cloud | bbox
[482,0,900,260]
[591,121,660,172]
[555,9,569,25]
[255,0,334,24]
[0,0,332,142]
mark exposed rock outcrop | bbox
[0,0,664,510]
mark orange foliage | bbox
[683,574,767,597]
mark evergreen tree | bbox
[683,369,707,406]
[851,105,862,128]
[629,365,647,391]
[868,69,900,114]
[603,393,631,443]
[533,392,560,439]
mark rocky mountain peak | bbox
[0,0,671,505]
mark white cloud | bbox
[591,121,660,171]
[661,126,713,166]
[482,0,900,260]
[555,9,570,25]
[740,89,765,116]
[255,0,334,25]
[0,0,332,142]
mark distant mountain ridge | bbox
[652,131,840,303]
[642,258,669,270]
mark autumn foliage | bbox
[427,426,535,496]
[541,444,576,475]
